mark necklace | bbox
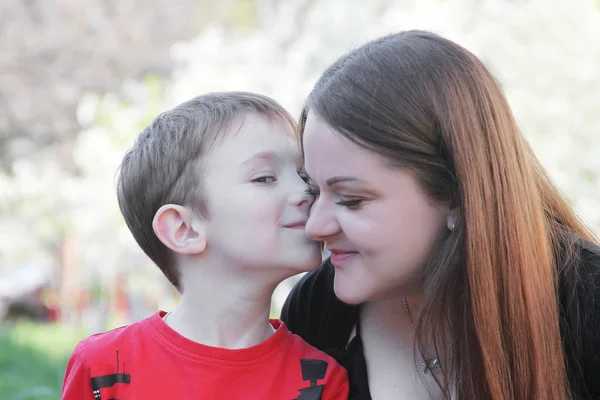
[403,297,442,375]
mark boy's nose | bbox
[289,175,314,208]
[289,186,312,208]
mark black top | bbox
[281,240,600,399]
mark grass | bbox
[0,320,82,400]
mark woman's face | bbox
[303,112,451,304]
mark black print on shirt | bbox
[292,358,328,400]
[89,350,131,400]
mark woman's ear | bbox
[152,205,207,254]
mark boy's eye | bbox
[252,176,276,184]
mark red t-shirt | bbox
[62,311,348,399]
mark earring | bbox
[447,210,458,231]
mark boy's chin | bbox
[282,250,323,273]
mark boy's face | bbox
[200,113,321,275]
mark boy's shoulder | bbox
[282,319,339,361]
[62,312,165,399]
[72,312,159,363]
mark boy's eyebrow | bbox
[241,151,278,165]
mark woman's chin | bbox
[333,279,367,305]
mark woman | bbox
[282,30,600,399]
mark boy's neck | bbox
[164,265,286,350]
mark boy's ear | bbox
[152,204,207,255]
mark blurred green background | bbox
[0,322,81,400]
[1,0,599,398]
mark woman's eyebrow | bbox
[325,176,366,187]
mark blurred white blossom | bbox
[1,0,598,321]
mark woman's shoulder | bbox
[562,238,600,398]
[577,238,600,324]
[281,259,358,350]
[573,239,600,308]
[280,259,336,333]
[559,237,600,296]
[580,239,600,272]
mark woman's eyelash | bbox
[336,199,363,209]
[303,186,364,209]
[305,187,320,197]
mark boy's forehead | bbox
[218,112,293,142]
[209,113,300,165]
[240,148,302,167]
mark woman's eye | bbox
[252,176,276,184]
[336,199,363,209]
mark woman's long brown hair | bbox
[300,30,598,399]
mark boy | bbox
[62,92,349,399]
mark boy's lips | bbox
[283,221,307,229]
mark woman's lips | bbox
[329,250,358,266]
